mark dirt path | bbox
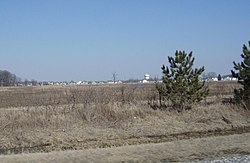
[1,132,250,163]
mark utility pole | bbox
[112,72,117,84]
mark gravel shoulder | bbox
[195,154,250,163]
[1,132,250,163]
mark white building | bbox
[144,74,150,80]
[223,77,238,81]
[77,81,82,85]
[212,78,218,81]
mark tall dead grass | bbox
[1,101,249,135]
[0,82,249,154]
[0,102,249,155]
[0,82,247,133]
[0,102,155,132]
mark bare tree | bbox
[207,72,217,79]
[0,70,18,86]
[24,79,29,86]
[31,79,37,86]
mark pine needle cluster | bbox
[232,41,250,109]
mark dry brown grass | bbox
[0,84,157,108]
[0,81,249,157]
[0,102,249,154]
[1,132,250,163]
[0,81,240,108]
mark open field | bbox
[0,81,240,108]
[0,81,249,162]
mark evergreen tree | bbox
[157,50,208,110]
[218,74,222,81]
[231,41,250,109]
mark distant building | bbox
[140,74,151,83]
[212,78,218,81]
[222,75,238,81]
[144,74,150,80]
[77,81,83,85]
[69,81,76,85]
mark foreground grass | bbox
[0,102,249,154]
[1,132,250,163]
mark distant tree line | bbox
[0,70,20,86]
[0,70,38,87]
[202,72,217,79]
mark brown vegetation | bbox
[1,133,250,163]
[0,81,249,159]
[0,81,240,108]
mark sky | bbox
[0,0,250,81]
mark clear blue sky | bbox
[0,0,249,81]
